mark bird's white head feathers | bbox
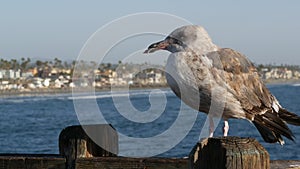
[168,25,218,54]
[144,25,218,55]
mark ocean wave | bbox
[0,89,174,103]
[0,95,69,104]
[69,89,173,100]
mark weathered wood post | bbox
[189,137,270,169]
[59,124,118,169]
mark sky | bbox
[0,1,300,65]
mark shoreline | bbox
[0,84,170,97]
[263,79,300,85]
[1,79,300,97]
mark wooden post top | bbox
[199,137,258,149]
[59,124,118,169]
[189,136,270,169]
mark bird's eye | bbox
[171,38,183,46]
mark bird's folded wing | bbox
[206,48,275,115]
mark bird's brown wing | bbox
[206,48,274,117]
[206,48,298,144]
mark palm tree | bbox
[54,57,62,68]
[20,57,31,71]
[3,60,11,70]
[36,60,43,67]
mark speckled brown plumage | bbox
[145,25,300,144]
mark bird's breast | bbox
[165,52,245,118]
[165,52,212,111]
[165,52,199,91]
[165,52,212,90]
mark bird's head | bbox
[144,25,218,54]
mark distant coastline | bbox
[0,79,299,97]
[263,79,300,85]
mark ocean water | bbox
[0,84,300,159]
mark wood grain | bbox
[189,137,270,169]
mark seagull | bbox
[144,25,300,145]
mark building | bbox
[0,69,21,79]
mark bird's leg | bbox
[209,116,214,137]
[223,120,229,136]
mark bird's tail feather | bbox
[278,108,300,126]
[253,110,294,145]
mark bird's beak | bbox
[144,40,169,54]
